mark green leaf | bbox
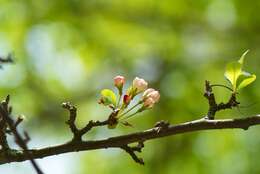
[224,51,256,91]
[224,61,242,90]
[101,89,117,106]
[237,72,256,90]
[238,50,249,65]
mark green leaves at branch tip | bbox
[100,89,117,106]
[238,49,249,65]
[237,72,256,90]
[224,50,256,92]
[224,61,242,89]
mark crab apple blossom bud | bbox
[148,91,160,103]
[142,88,155,99]
[123,95,131,105]
[132,77,148,93]
[143,89,160,103]
[143,97,155,109]
[114,75,125,88]
[114,75,125,95]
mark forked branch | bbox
[0,81,260,171]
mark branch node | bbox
[242,126,249,130]
[154,120,170,133]
[62,102,80,140]
[204,81,240,120]
[121,145,145,165]
[204,80,217,119]
[131,141,145,152]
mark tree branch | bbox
[0,115,260,165]
[0,80,259,169]
[62,102,80,140]
[0,96,43,174]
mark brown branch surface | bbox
[1,115,260,165]
[204,80,239,119]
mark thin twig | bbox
[121,145,144,165]
[79,120,109,136]
[62,102,109,141]
[210,84,233,92]
[119,102,141,118]
[0,96,44,174]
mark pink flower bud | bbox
[142,88,155,99]
[143,97,155,108]
[132,77,148,93]
[123,95,131,105]
[148,91,160,103]
[143,89,160,103]
[114,75,125,88]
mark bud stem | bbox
[117,94,122,107]
[118,101,142,118]
[119,109,142,121]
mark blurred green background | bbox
[0,0,260,173]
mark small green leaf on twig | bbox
[100,89,117,106]
[238,49,249,65]
[224,50,256,92]
[237,72,256,90]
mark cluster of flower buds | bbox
[99,75,160,129]
[123,77,148,106]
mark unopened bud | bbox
[143,88,160,103]
[143,97,155,109]
[123,95,131,105]
[132,77,148,93]
[114,75,125,95]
